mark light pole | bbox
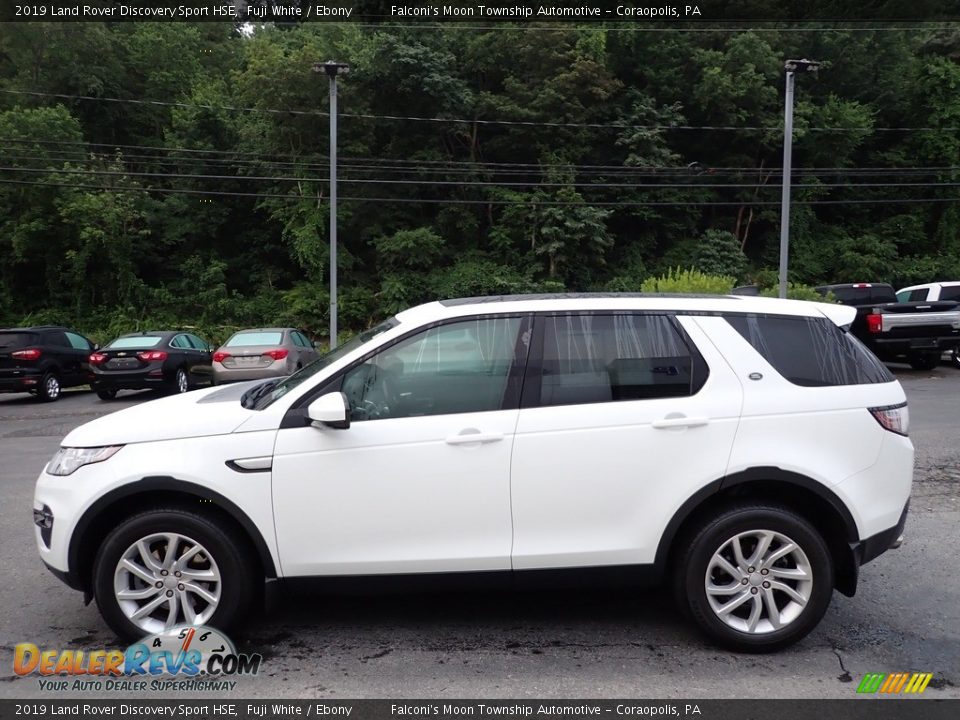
[313,60,350,348]
[778,58,820,299]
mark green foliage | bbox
[640,268,735,295]
[0,23,955,336]
[760,283,834,302]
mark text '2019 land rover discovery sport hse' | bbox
[33,294,912,652]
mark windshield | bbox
[225,331,284,347]
[108,336,163,349]
[248,318,400,410]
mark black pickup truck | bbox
[815,283,960,370]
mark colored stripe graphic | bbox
[857,672,932,694]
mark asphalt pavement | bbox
[0,370,957,700]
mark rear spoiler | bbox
[816,302,857,329]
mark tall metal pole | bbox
[778,70,795,299]
[328,72,338,348]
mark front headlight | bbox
[46,446,123,476]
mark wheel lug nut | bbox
[165,590,174,597]
[174,571,182,578]
[155,581,163,588]
[160,570,168,576]
[748,567,755,573]
[177,584,185,591]
[761,569,769,575]
[750,587,758,595]
[741,578,749,585]
[763,581,771,589]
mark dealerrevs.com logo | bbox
[13,626,262,692]
[856,672,933,695]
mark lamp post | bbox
[313,60,350,348]
[778,58,821,299]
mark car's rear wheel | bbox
[169,367,189,394]
[96,389,117,401]
[674,502,833,652]
[951,347,960,370]
[908,352,940,371]
[93,508,255,641]
[37,372,61,402]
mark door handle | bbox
[651,416,709,429]
[445,429,504,445]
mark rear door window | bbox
[725,314,893,386]
[65,332,91,350]
[939,286,960,301]
[532,314,705,407]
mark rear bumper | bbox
[0,371,42,393]
[871,335,960,357]
[854,500,909,567]
[91,369,167,390]
[213,365,290,383]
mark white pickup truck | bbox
[897,282,960,368]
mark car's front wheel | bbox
[92,508,256,641]
[674,502,833,652]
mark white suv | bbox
[33,294,913,652]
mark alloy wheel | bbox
[176,369,188,393]
[704,529,813,634]
[113,532,222,634]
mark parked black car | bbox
[90,331,214,400]
[0,326,97,401]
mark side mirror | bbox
[307,392,351,430]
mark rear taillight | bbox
[11,348,41,361]
[866,312,883,334]
[263,348,288,361]
[89,352,107,364]
[212,351,230,363]
[137,351,168,362]
[869,403,909,436]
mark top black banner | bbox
[2,0,960,23]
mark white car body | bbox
[896,281,960,303]
[33,294,914,650]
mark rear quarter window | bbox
[725,314,893,386]
[0,333,38,348]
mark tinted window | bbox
[291,331,308,348]
[170,335,190,349]
[108,336,163,349]
[537,314,700,407]
[64,332,91,350]
[826,285,895,305]
[226,331,283,347]
[939,286,960,301]
[909,289,928,301]
[187,335,208,350]
[46,332,70,348]
[726,314,893,386]
[342,317,524,421]
[0,332,37,349]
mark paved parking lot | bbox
[1,369,958,699]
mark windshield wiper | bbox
[240,379,280,409]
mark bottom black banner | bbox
[0,700,956,720]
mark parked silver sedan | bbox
[212,328,319,384]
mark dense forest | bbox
[1,17,959,342]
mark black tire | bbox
[673,502,833,653]
[92,507,256,641]
[908,352,939,371]
[37,372,61,402]
[96,389,117,401]
[951,348,960,370]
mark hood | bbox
[62,383,259,447]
